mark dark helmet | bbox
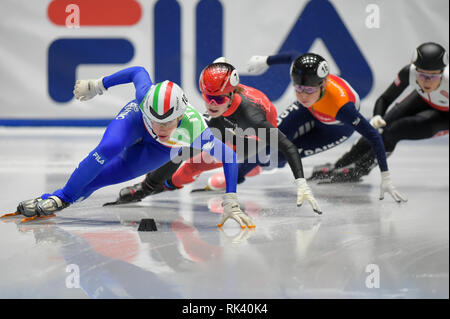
[412,42,448,70]
[290,53,329,86]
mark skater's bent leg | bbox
[382,110,449,153]
[334,137,372,169]
[60,138,172,202]
[172,152,223,188]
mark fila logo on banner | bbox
[47,0,141,102]
[47,0,372,104]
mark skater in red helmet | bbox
[112,58,322,215]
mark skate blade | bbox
[103,199,142,207]
[316,178,333,184]
[308,174,333,182]
[317,178,362,184]
[20,214,56,224]
[103,201,121,207]
[191,185,220,193]
[1,212,20,218]
[1,212,21,223]
[191,188,210,193]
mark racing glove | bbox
[218,193,256,229]
[73,77,106,101]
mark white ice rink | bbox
[0,128,448,299]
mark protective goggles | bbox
[202,93,231,105]
[294,84,321,94]
[416,71,443,81]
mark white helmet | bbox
[140,80,188,123]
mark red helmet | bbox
[199,62,240,96]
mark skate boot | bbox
[326,164,363,183]
[17,196,68,223]
[307,163,335,181]
[103,177,165,206]
[1,197,43,219]
[326,151,378,183]
[191,173,226,193]
[120,183,152,202]
[18,197,46,216]
[321,150,379,184]
[36,196,69,215]
[206,173,226,191]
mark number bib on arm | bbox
[142,104,208,148]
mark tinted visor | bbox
[294,84,320,94]
[202,93,231,105]
[416,70,443,81]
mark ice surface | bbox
[0,128,448,298]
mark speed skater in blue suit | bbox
[6,66,254,228]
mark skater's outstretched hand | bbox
[73,77,106,101]
[218,193,255,229]
[369,115,387,129]
[246,55,269,75]
[296,178,322,215]
[380,171,408,203]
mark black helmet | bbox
[290,53,329,86]
[412,42,448,70]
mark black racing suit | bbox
[144,83,305,190]
[333,64,449,176]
